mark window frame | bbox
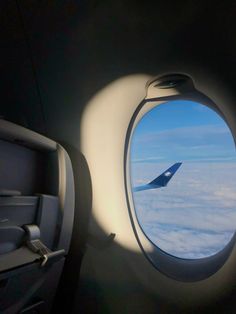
[124,74,236,282]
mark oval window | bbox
[130,100,236,259]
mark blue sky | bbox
[130,101,236,259]
[131,100,236,163]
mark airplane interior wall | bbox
[0,1,236,313]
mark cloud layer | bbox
[131,162,236,259]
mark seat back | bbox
[0,119,74,313]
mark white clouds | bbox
[132,156,165,163]
[131,123,236,163]
[133,125,230,145]
[131,162,236,259]
[214,187,236,202]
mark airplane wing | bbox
[133,162,182,192]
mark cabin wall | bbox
[0,1,236,313]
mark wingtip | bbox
[174,162,182,167]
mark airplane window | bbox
[130,100,236,259]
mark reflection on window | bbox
[130,101,236,259]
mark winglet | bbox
[149,162,182,187]
[133,162,182,192]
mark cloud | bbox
[131,162,236,259]
[131,124,236,163]
[131,156,165,163]
[134,125,230,143]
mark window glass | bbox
[130,101,236,259]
